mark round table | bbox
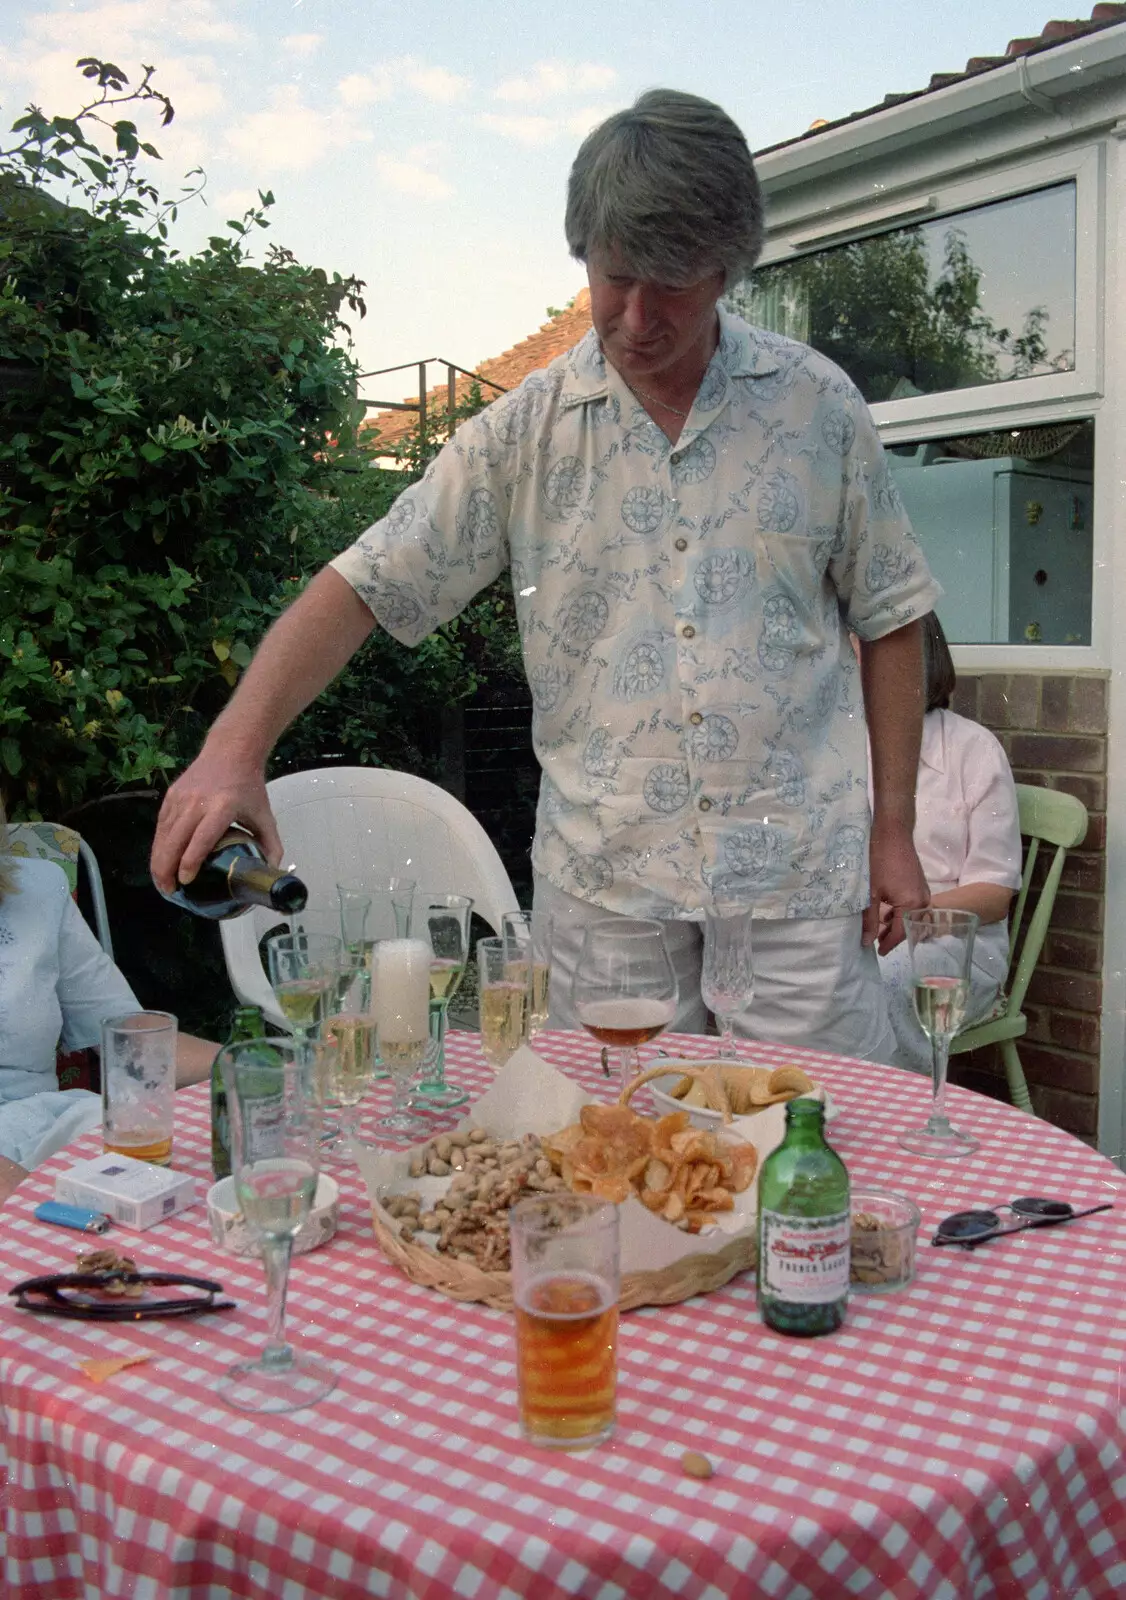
[1,1032,1124,1600]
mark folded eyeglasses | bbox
[932,1196,1113,1251]
[9,1269,236,1321]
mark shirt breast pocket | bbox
[753,530,836,670]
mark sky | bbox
[0,0,1059,407]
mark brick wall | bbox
[948,671,1108,1141]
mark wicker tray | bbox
[369,1196,756,1312]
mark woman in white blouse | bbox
[0,807,214,1200]
[878,613,1023,1073]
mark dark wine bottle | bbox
[159,829,307,921]
[757,1098,850,1337]
[211,1005,264,1180]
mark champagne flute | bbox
[898,907,980,1158]
[414,894,474,1109]
[370,938,431,1140]
[478,936,529,1070]
[574,918,678,1089]
[218,1038,337,1413]
[266,932,343,1044]
[337,890,373,1005]
[321,981,379,1148]
[700,906,754,1059]
[502,911,553,1039]
[266,932,343,1143]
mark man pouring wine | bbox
[152,89,939,1062]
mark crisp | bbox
[546,1102,757,1234]
[629,1061,817,1118]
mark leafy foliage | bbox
[0,60,524,821]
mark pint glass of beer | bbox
[101,1010,178,1166]
[509,1194,619,1449]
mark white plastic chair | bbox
[220,766,522,1027]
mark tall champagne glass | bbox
[502,911,553,1039]
[266,932,343,1044]
[414,894,473,1109]
[218,1038,337,1413]
[266,931,343,1142]
[337,890,373,1005]
[574,918,678,1089]
[898,907,980,1158]
[478,936,528,1070]
[321,977,379,1148]
[700,906,754,1059]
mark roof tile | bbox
[363,290,593,450]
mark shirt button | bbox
[698,797,713,812]
[674,538,688,552]
[682,624,696,639]
[689,712,703,726]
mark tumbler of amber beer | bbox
[510,1194,620,1449]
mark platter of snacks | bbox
[354,1047,763,1311]
[635,1060,833,1129]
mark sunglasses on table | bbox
[932,1196,1114,1251]
[9,1270,236,1321]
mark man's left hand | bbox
[864,818,930,954]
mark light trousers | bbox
[878,942,1000,1075]
[532,875,899,1065]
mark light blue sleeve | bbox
[56,894,139,1052]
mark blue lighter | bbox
[34,1202,112,1235]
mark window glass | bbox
[729,184,1076,404]
[885,420,1093,645]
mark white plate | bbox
[644,1065,836,1130]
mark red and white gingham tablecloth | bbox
[1,1032,1125,1600]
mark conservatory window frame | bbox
[753,140,1107,670]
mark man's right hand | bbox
[150,754,283,893]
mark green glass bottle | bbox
[757,1098,850,1336]
[211,1005,264,1180]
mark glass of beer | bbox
[478,936,528,1070]
[509,1194,620,1450]
[101,1010,178,1166]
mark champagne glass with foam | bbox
[898,907,980,1159]
[574,918,678,1089]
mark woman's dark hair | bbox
[922,611,957,713]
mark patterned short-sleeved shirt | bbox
[332,310,941,920]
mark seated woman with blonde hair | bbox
[878,613,1024,1073]
[0,803,215,1201]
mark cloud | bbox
[225,85,372,175]
[335,58,469,110]
[567,104,618,138]
[279,33,323,59]
[494,61,618,104]
[477,113,561,147]
[5,2,241,176]
[337,72,392,109]
[375,146,453,200]
[404,64,470,103]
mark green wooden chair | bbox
[950,783,1088,1115]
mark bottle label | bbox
[761,1209,850,1303]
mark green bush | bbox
[1,59,524,821]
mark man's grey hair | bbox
[565,89,764,287]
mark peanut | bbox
[680,1451,714,1480]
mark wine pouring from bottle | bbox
[159,828,307,921]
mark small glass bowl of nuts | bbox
[850,1189,922,1293]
